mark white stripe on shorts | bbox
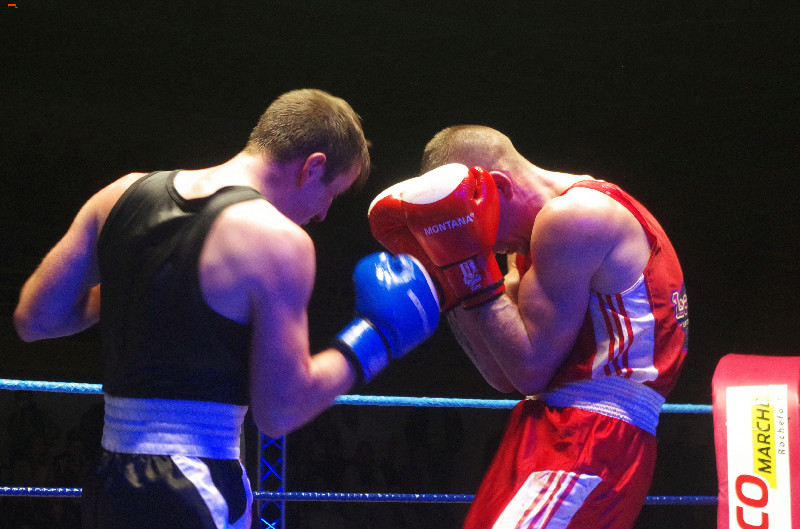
[172,455,253,529]
[492,470,602,529]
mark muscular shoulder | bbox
[535,186,649,292]
[206,200,316,297]
[91,172,149,226]
[534,187,626,248]
[64,172,149,243]
[96,172,148,203]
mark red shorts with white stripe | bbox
[463,399,656,529]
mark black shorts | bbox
[81,450,252,529]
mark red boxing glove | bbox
[369,182,459,310]
[369,163,505,309]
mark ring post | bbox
[712,354,800,528]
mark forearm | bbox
[251,348,357,438]
[447,308,516,393]
[299,348,359,422]
[14,281,101,342]
[456,295,557,395]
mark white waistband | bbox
[538,377,665,435]
[101,394,248,459]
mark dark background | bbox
[1,1,798,528]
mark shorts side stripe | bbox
[535,472,580,529]
[522,471,571,529]
[505,471,561,529]
[494,471,603,529]
[172,455,229,529]
[230,461,253,529]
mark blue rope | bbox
[646,495,718,505]
[0,487,717,505]
[662,403,713,414]
[0,379,102,394]
[0,379,712,413]
[336,394,712,414]
[254,491,474,503]
[0,487,82,498]
[336,394,521,409]
[253,492,720,506]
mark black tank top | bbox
[97,170,265,405]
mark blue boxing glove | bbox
[334,252,440,383]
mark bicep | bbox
[248,232,316,403]
[518,261,591,361]
[14,196,104,339]
[46,209,103,285]
[517,208,610,379]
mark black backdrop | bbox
[1,2,798,528]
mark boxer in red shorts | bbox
[368,125,688,529]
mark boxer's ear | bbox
[298,152,327,187]
[489,170,513,199]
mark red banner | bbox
[713,354,800,528]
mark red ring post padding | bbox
[712,354,800,528]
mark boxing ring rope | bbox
[0,377,719,523]
[0,486,718,505]
[0,378,713,414]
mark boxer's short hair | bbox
[245,89,371,187]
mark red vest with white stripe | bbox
[519,180,688,398]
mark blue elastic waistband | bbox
[538,377,665,435]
